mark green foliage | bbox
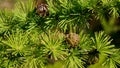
[0,30,29,67]
[78,31,92,50]
[40,31,67,61]
[91,31,115,55]
[0,9,21,34]
[102,50,120,68]
[0,0,120,68]
[64,48,85,68]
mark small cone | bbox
[65,33,80,47]
[35,0,49,16]
[87,49,99,65]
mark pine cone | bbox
[35,0,49,16]
[87,49,99,65]
[65,33,80,47]
[87,55,99,65]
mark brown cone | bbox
[65,33,80,47]
[35,0,49,16]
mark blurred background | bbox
[0,0,27,9]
